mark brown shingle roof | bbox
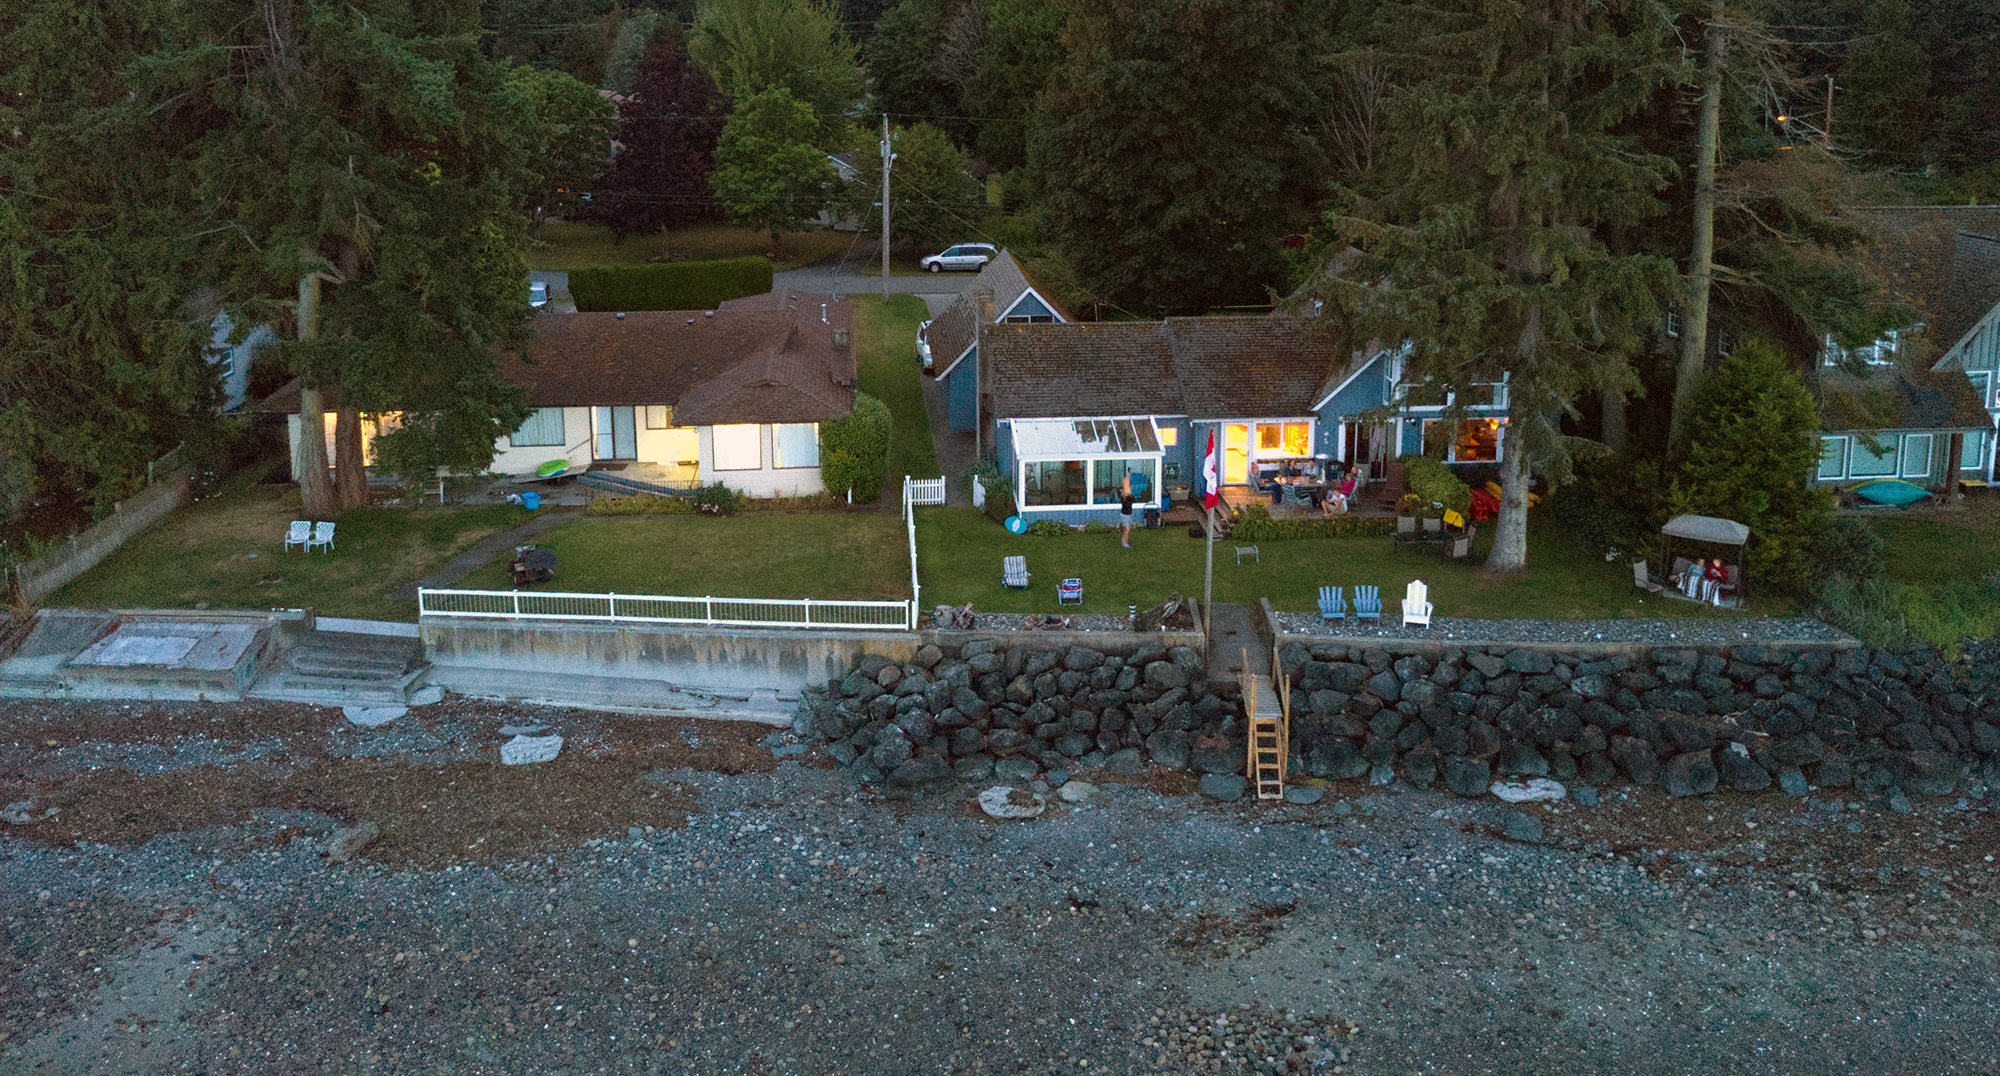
[1817,360,1990,432]
[1839,206,2000,347]
[983,316,1343,420]
[260,291,856,426]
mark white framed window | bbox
[509,408,565,447]
[1849,436,1898,477]
[1900,433,1932,478]
[772,423,819,468]
[1817,435,1848,480]
[1665,312,1681,337]
[1157,426,1178,447]
[1421,418,1504,462]
[1961,429,1989,470]
[712,424,761,471]
[645,405,670,429]
[1969,370,1992,408]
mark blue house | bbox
[978,316,1512,524]
[186,290,277,413]
[924,250,1072,436]
[1928,293,2000,483]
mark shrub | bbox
[586,493,694,516]
[1668,339,1834,594]
[1026,519,1073,537]
[966,460,1015,523]
[567,257,775,312]
[692,482,744,516]
[1553,453,1668,560]
[1402,455,1471,516]
[820,393,892,503]
[1807,515,1885,582]
[1810,573,2000,660]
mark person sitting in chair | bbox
[1703,558,1730,605]
[1322,474,1358,516]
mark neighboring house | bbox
[1818,207,2000,487]
[978,316,1510,523]
[186,289,276,413]
[927,250,1073,435]
[265,290,856,497]
[818,152,862,231]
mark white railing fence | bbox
[419,589,914,630]
[901,476,927,625]
[905,475,946,506]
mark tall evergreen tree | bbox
[151,0,537,516]
[1307,0,1680,573]
[961,0,1066,171]
[1031,0,1328,315]
[0,0,214,518]
[509,65,619,235]
[588,37,730,240]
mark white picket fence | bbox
[905,475,946,506]
[418,589,914,630]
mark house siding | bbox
[698,424,827,498]
[999,292,1058,321]
[1811,428,1990,488]
[946,350,980,433]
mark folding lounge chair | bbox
[1353,585,1382,620]
[1401,579,1433,628]
[1057,578,1083,605]
[1003,555,1030,589]
[1632,560,1664,594]
[1317,586,1346,621]
[305,521,337,553]
[284,520,312,552]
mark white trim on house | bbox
[1008,416,1164,514]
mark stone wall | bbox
[792,638,1240,789]
[800,633,2000,808]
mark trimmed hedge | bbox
[1230,505,1395,541]
[568,257,775,312]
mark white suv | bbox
[920,243,996,273]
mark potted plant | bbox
[1395,493,1422,534]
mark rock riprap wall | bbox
[795,637,2000,805]
[792,639,1240,790]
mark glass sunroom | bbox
[1005,417,1163,522]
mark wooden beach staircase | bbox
[1241,647,1290,800]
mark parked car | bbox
[920,243,996,273]
[529,281,549,308]
[917,319,934,372]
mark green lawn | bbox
[526,221,857,273]
[454,513,911,599]
[852,294,939,485]
[49,485,527,622]
[1863,499,2000,646]
[915,506,1791,620]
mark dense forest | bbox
[4,0,1997,546]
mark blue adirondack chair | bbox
[1353,585,1382,620]
[1317,586,1346,621]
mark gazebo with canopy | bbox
[1658,514,1750,608]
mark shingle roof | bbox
[259,291,856,426]
[1817,360,1990,433]
[1839,206,2000,347]
[927,250,1074,377]
[924,288,983,375]
[983,316,1344,420]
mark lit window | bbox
[1157,426,1178,447]
[713,424,761,470]
[1421,419,1502,462]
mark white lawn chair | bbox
[1003,555,1030,589]
[1401,579,1433,628]
[305,521,337,554]
[284,520,312,552]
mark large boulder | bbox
[1611,735,1660,785]
[887,755,953,788]
[1444,755,1491,797]
[1716,744,1772,792]
[1662,750,1719,797]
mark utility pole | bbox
[880,114,892,299]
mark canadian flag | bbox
[1202,430,1220,511]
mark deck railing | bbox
[417,589,914,630]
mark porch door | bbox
[1223,423,1249,484]
[593,406,637,460]
[1367,425,1388,481]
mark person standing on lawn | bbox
[1119,474,1135,548]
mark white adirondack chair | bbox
[1401,579,1433,628]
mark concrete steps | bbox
[246,629,438,706]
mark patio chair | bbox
[1353,585,1382,621]
[1317,586,1346,621]
[1234,545,1260,564]
[1057,578,1083,605]
[1401,579,1433,628]
[305,520,336,554]
[1632,559,1664,594]
[284,520,312,552]
[1003,555,1030,589]
[1448,525,1476,560]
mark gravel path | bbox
[1271,613,1855,646]
[2,697,1995,1075]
